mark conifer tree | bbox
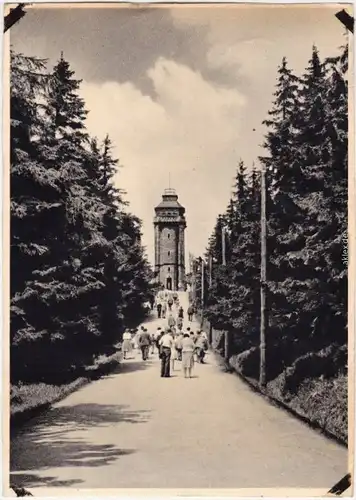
[202,42,348,385]
[258,56,308,362]
[10,52,64,383]
[226,162,260,349]
[10,51,154,383]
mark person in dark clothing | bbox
[139,328,151,360]
[155,327,163,352]
[187,305,193,322]
[157,302,162,318]
[177,317,183,332]
[178,306,184,319]
[159,329,174,377]
[175,331,183,361]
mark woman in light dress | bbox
[171,331,178,371]
[122,329,132,360]
[133,329,141,351]
[182,333,195,378]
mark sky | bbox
[10,4,348,267]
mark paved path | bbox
[10,293,348,493]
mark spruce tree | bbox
[10,52,64,383]
[258,56,308,369]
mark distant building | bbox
[154,188,186,291]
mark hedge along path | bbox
[10,294,347,492]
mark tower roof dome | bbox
[155,187,184,210]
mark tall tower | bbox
[154,188,186,291]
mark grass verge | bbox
[10,350,123,428]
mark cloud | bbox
[81,58,247,265]
[207,39,276,79]
[12,5,346,269]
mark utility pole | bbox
[260,165,267,388]
[192,256,197,305]
[201,258,205,305]
[222,226,226,266]
[208,254,213,288]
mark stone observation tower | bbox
[154,188,186,291]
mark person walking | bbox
[157,301,162,319]
[155,327,163,353]
[168,313,176,332]
[150,330,156,354]
[162,302,167,319]
[133,328,140,351]
[195,331,208,363]
[150,295,155,310]
[171,331,179,371]
[175,331,184,361]
[122,329,132,360]
[139,328,151,361]
[177,316,183,332]
[178,306,184,320]
[182,333,195,378]
[187,305,193,322]
[168,295,173,311]
[159,328,174,378]
[201,330,208,341]
[190,330,197,359]
[129,329,136,353]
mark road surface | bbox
[10,293,348,493]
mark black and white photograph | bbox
[4,3,353,495]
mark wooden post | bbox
[209,254,213,288]
[260,165,267,388]
[209,323,213,345]
[222,226,226,266]
[224,330,230,362]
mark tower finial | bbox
[168,171,171,189]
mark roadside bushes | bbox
[268,373,348,443]
[268,344,347,400]
[229,348,259,379]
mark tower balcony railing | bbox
[153,216,186,224]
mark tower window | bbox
[168,267,170,272]
[168,233,170,239]
[168,251,170,256]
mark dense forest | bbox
[10,51,155,386]
[195,43,348,441]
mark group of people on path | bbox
[157,327,208,378]
[155,291,196,324]
[121,290,208,379]
[122,326,152,361]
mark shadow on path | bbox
[10,472,84,488]
[10,403,150,487]
[110,359,157,376]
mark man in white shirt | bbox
[152,327,162,354]
[159,328,174,378]
[201,330,208,341]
